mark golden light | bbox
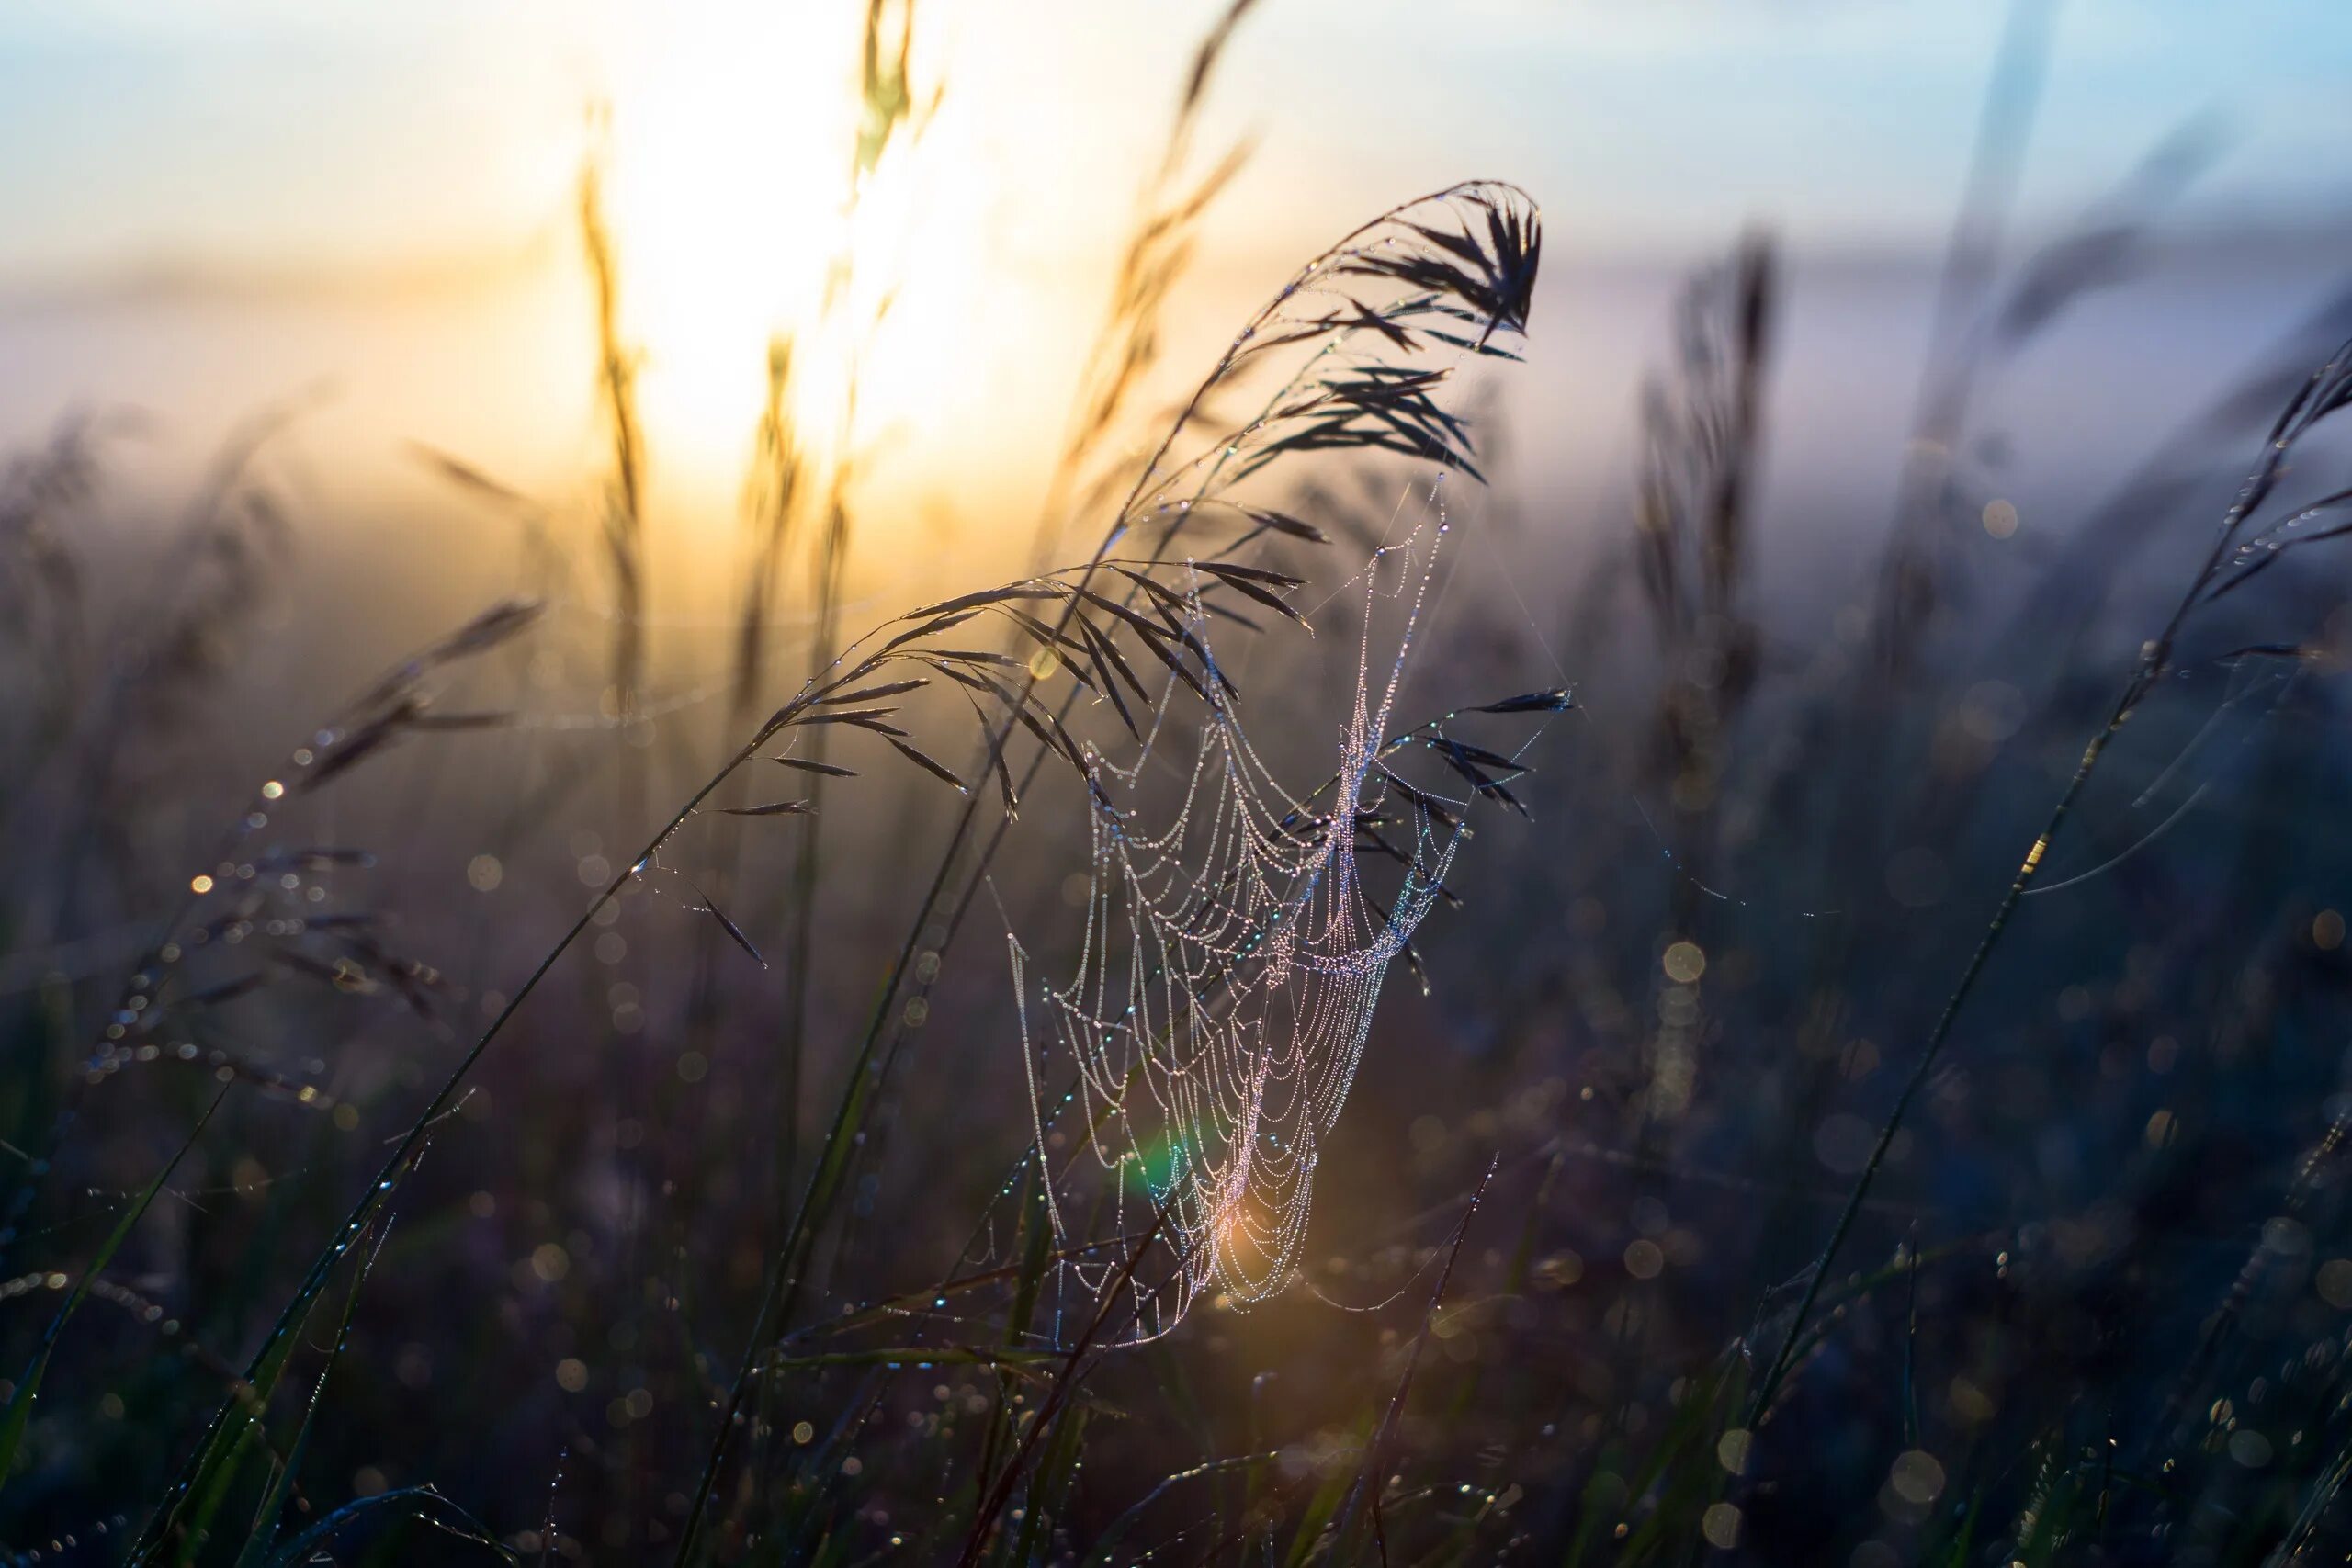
[597,1,858,479]
[1207,1189,1274,1288]
[586,0,1008,511]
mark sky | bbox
[5,0,2352,586]
[6,1,2352,285]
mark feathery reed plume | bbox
[45,125,1543,1568]
[0,414,113,845]
[0,415,101,670]
[1630,231,1773,1124]
[1868,64,2211,681]
[772,0,935,1226]
[1636,232,1771,819]
[729,338,805,728]
[4,598,537,1529]
[1865,0,2056,679]
[1747,330,2352,1427]
[578,130,648,756]
[673,178,1539,1558]
[0,395,313,1028]
[854,0,922,189]
[1741,113,2221,1278]
[1025,0,1261,570]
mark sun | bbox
[594,1,869,482]
[574,1,1072,542]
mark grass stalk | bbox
[1746,332,2352,1426]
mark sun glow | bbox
[545,0,1155,576]
[594,4,857,476]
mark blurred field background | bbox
[11,2,2352,1563]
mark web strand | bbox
[1006,500,1473,1332]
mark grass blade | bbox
[0,1085,228,1499]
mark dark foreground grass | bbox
[11,11,2352,1567]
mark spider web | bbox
[1006,501,1473,1337]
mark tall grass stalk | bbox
[670,179,1538,1560]
[579,143,649,827]
[771,0,924,1233]
[1023,0,1260,572]
[729,339,806,729]
[131,688,760,1561]
[0,1086,225,1493]
[1328,1159,1490,1561]
[1747,332,2352,1426]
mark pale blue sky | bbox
[6,2,2352,290]
[7,0,2352,547]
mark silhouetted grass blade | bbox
[819,678,929,704]
[1471,688,1572,713]
[698,891,765,967]
[888,736,969,794]
[0,1086,228,1500]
